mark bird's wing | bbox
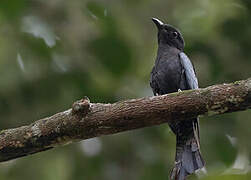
[179,52,198,89]
[179,52,201,146]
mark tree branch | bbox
[1,78,251,162]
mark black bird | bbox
[150,18,205,180]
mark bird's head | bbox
[152,18,185,51]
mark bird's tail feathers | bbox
[170,128,204,180]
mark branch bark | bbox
[1,78,251,162]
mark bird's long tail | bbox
[170,119,204,180]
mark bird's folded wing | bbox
[179,52,198,89]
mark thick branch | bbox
[1,78,251,162]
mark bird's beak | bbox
[152,18,164,30]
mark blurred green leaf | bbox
[0,0,27,20]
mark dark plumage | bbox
[150,18,205,180]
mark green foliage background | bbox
[0,0,250,179]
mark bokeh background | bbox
[0,0,251,179]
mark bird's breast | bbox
[152,57,183,94]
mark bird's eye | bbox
[172,31,178,38]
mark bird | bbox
[150,18,205,180]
